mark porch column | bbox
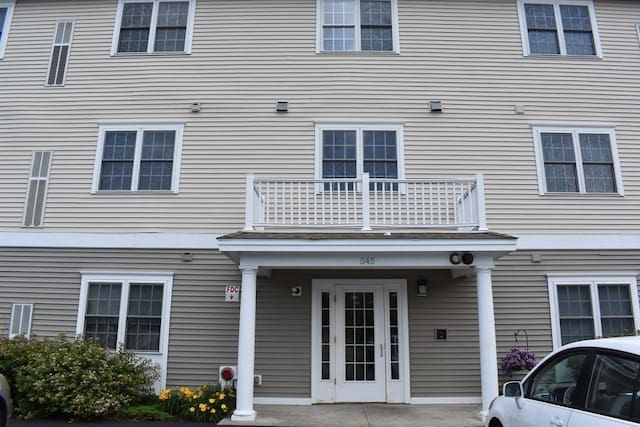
[231,267,258,422]
[476,266,498,419]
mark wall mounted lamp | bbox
[276,101,289,112]
[429,100,442,112]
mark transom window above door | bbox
[112,0,196,54]
[315,124,404,188]
[532,126,623,195]
[317,0,399,53]
[517,0,602,57]
[92,123,184,193]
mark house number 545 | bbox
[360,256,375,265]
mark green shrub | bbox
[117,400,172,421]
[0,335,158,420]
[159,385,236,423]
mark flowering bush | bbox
[0,335,158,420]
[159,385,235,423]
[500,347,538,377]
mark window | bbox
[548,276,640,348]
[525,350,588,405]
[0,1,14,59]
[112,0,195,54]
[533,126,623,195]
[47,21,74,86]
[77,274,171,352]
[585,353,640,421]
[317,0,398,53]
[9,303,33,338]
[92,124,183,193]
[316,124,404,189]
[517,0,602,57]
[23,151,53,227]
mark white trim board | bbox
[516,235,640,250]
[410,397,481,405]
[1,232,220,249]
[253,398,312,405]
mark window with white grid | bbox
[92,124,183,193]
[549,276,640,349]
[9,303,33,338]
[47,21,74,86]
[318,0,398,52]
[79,275,170,352]
[533,126,623,195]
[517,0,602,57]
[0,1,14,59]
[112,0,195,54]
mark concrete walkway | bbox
[219,404,484,427]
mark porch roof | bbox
[217,231,517,268]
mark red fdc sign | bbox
[225,285,240,302]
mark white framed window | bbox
[316,0,399,53]
[516,0,603,57]
[9,303,33,338]
[548,275,640,349]
[92,123,184,193]
[23,151,53,227]
[46,21,74,86]
[532,126,623,195]
[0,1,15,59]
[315,123,405,189]
[111,0,196,55]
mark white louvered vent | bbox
[23,151,52,227]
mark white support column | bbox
[232,267,258,422]
[476,266,498,421]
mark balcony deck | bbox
[243,174,487,232]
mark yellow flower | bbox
[209,398,216,404]
[218,392,226,399]
[180,387,193,397]
[210,408,217,414]
[221,404,227,410]
[159,389,171,401]
[189,407,195,413]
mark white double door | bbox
[312,280,408,403]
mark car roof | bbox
[561,336,640,355]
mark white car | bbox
[0,373,11,427]
[486,336,640,427]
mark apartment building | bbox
[1,0,639,421]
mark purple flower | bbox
[500,348,538,377]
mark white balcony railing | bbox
[244,174,487,231]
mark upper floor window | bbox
[517,0,602,57]
[532,126,623,195]
[112,0,196,55]
[315,124,404,189]
[92,124,183,193]
[548,275,640,348]
[317,0,399,53]
[0,1,14,59]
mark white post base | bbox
[231,409,257,422]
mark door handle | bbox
[550,417,563,427]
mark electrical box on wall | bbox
[435,329,447,340]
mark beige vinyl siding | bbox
[1,0,640,234]
[0,247,242,388]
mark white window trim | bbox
[636,23,640,46]
[92,123,184,193]
[0,1,15,59]
[547,274,640,350]
[315,0,400,54]
[314,122,405,184]
[110,0,196,56]
[532,125,624,196]
[45,21,75,87]
[76,272,173,389]
[9,303,33,338]
[516,0,603,58]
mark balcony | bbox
[243,173,487,232]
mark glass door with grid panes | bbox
[312,280,408,403]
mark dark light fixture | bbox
[416,279,428,296]
[276,101,288,112]
[461,253,474,265]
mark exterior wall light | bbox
[461,253,474,265]
[276,101,288,112]
[429,100,442,112]
[416,279,428,296]
[449,253,462,265]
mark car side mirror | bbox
[503,381,523,398]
